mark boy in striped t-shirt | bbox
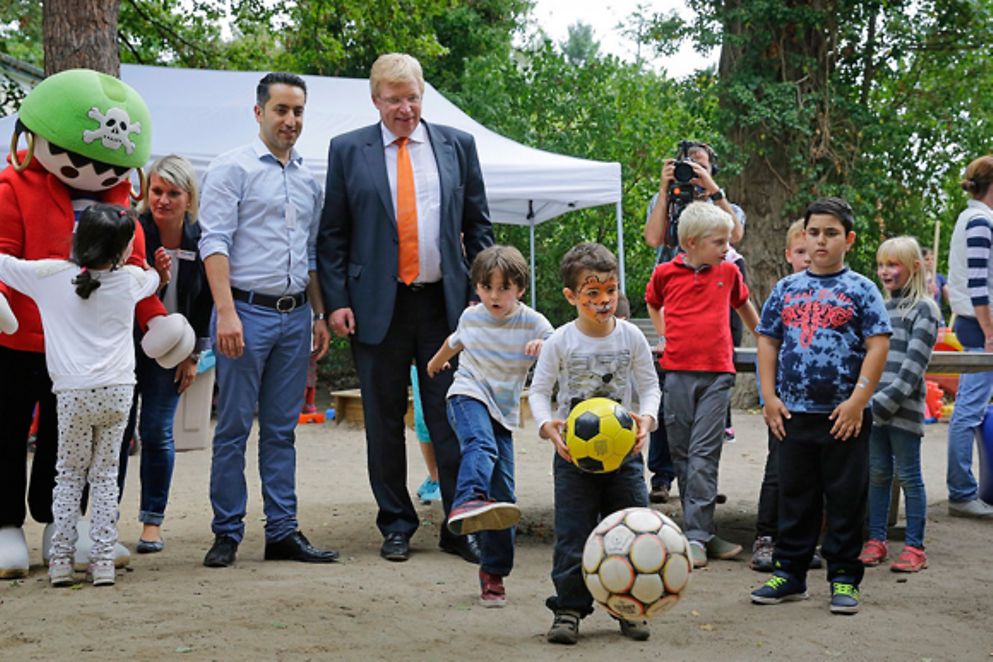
[427,245,553,606]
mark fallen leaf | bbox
[176,646,193,654]
[699,623,714,631]
[272,622,288,629]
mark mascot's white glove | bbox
[141,313,196,369]
[0,293,17,334]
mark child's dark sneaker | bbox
[890,545,927,573]
[479,569,506,607]
[547,609,581,645]
[617,618,650,641]
[688,541,707,568]
[447,499,521,535]
[649,483,670,504]
[750,571,809,604]
[750,536,774,572]
[858,539,887,566]
[829,580,860,614]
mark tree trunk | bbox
[718,0,836,407]
[43,0,120,76]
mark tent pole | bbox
[616,200,626,294]
[528,201,536,309]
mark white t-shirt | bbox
[0,256,159,392]
[528,318,660,431]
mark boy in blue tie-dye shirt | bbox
[427,245,553,607]
[750,197,891,615]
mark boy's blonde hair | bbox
[876,236,939,317]
[785,218,806,250]
[370,53,425,97]
[677,202,734,246]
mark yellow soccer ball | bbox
[565,397,636,473]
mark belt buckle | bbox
[275,295,297,313]
[408,282,425,292]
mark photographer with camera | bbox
[641,141,746,504]
[643,141,744,258]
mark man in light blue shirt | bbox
[198,72,336,567]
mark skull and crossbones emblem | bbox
[82,106,141,155]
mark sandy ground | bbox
[2,408,992,661]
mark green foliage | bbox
[0,1,42,67]
[559,21,599,66]
[664,0,993,277]
[453,42,719,325]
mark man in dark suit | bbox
[318,53,493,562]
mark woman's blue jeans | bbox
[868,424,926,548]
[446,395,515,576]
[136,353,182,526]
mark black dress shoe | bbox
[439,533,480,564]
[203,535,239,568]
[264,531,339,563]
[380,532,410,562]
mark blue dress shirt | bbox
[199,138,322,296]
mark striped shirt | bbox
[870,295,940,436]
[948,199,993,317]
[447,302,554,430]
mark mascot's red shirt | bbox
[0,151,166,353]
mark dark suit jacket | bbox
[317,121,493,345]
[138,211,213,341]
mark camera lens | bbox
[673,161,695,183]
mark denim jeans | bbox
[446,395,515,576]
[547,453,647,614]
[209,300,310,543]
[135,352,182,525]
[868,425,926,548]
[647,367,675,488]
[946,346,993,502]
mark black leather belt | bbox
[232,287,307,312]
[401,281,441,292]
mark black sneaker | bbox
[830,580,860,614]
[547,609,581,645]
[750,571,809,604]
[617,618,650,641]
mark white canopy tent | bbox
[0,64,625,304]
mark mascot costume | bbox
[0,69,194,578]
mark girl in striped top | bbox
[860,237,940,573]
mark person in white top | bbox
[528,243,661,645]
[0,204,159,587]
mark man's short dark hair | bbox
[559,242,618,291]
[804,196,855,234]
[257,72,307,107]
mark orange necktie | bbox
[396,137,419,285]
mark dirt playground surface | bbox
[2,410,991,660]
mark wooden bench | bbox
[329,388,532,428]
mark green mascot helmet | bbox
[19,68,151,169]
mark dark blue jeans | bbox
[547,453,648,615]
[135,352,182,525]
[648,367,674,488]
[446,395,515,576]
[868,425,926,548]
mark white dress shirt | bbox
[381,122,442,284]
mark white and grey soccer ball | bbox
[582,507,693,619]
